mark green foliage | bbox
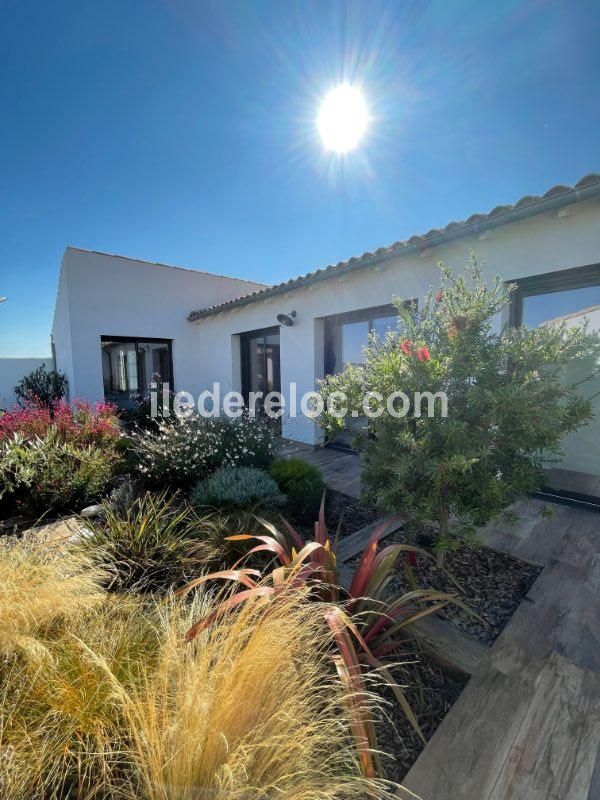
[131,413,276,487]
[78,490,218,592]
[269,457,325,519]
[183,505,467,776]
[13,365,68,409]
[119,388,176,430]
[318,257,598,560]
[0,429,120,516]
[191,466,281,510]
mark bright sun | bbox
[317,84,369,153]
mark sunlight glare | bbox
[317,84,369,153]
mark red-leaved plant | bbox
[179,497,468,778]
[0,400,119,447]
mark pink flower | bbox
[0,398,119,445]
[417,346,431,362]
[435,290,443,303]
[400,339,413,356]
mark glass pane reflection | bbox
[522,288,600,499]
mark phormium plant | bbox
[180,497,468,777]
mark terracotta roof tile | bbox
[188,173,600,322]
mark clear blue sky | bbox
[1,0,599,356]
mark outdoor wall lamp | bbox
[277,310,297,327]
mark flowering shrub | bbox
[0,400,120,447]
[130,414,276,487]
[319,257,598,563]
[0,400,122,516]
[119,374,176,430]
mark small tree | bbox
[14,364,68,410]
[319,258,598,564]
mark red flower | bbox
[435,290,443,303]
[417,346,431,362]
[400,339,413,356]
[406,551,417,567]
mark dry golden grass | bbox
[0,536,107,656]
[0,540,397,800]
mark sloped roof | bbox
[540,304,600,326]
[188,173,600,322]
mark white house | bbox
[51,248,266,405]
[52,173,600,501]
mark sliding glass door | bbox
[240,327,281,419]
[511,265,600,503]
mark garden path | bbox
[402,497,600,800]
[277,440,362,498]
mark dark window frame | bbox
[323,301,415,376]
[240,326,281,404]
[508,263,600,509]
[509,263,600,326]
[100,336,174,397]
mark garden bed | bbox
[375,643,466,783]
[395,528,540,645]
[284,488,380,540]
[342,524,541,781]
[346,526,541,645]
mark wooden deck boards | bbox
[403,499,600,800]
[277,441,362,497]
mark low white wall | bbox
[193,197,600,444]
[0,358,51,410]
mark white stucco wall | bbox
[0,357,51,410]
[52,260,74,396]
[51,248,266,403]
[192,198,600,444]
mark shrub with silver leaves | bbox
[191,466,282,509]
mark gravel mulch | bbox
[346,523,541,645]
[373,643,466,783]
[346,524,541,782]
[284,489,380,541]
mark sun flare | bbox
[317,84,369,153]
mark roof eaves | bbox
[188,172,600,322]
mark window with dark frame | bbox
[324,302,414,376]
[509,263,600,504]
[322,301,415,451]
[100,336,173,410]
[509,264,600,327]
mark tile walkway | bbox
[402,498,600,800]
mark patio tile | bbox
[402,500,600,800]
